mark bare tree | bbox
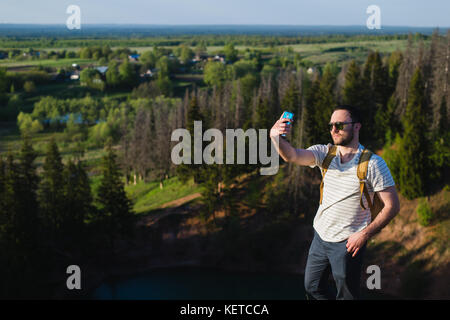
[395,34,416,118]
[431,30,450,128]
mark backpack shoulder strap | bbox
[357,147,373,211]
[319,145,337,204]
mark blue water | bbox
[42,113,102,125]
[90,266,306,300]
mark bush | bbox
[416,198,434,226]
[23,80,36,93]
[17,111,43,135]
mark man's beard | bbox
[334,130,354,146]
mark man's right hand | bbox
[269,115,315,166]
[270,115,293,138]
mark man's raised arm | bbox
[269,116,316,167]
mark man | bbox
[269,105,400,300]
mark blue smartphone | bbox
[281,111,294,137]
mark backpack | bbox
[319,145,384,221]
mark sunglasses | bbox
[328,121,355,131]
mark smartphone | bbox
[281,111,294,137]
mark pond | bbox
[90,266,306,300]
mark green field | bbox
[0,58,97,69]
[126,176,204,214]
[1,38,415,70]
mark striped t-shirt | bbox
[306,143,395,242]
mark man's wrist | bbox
[361,228,372,240]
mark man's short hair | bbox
[333,105,362,124]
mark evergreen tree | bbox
[364,51,388,107]
[387,51,403,98]
[38,138,65,242]
[343,60,365,108]
[310,66,337,144]
[186,96,204,134]
[398,68,429,199]
[362,51,390,149]
[281,78,300,114]
[305,77,321,145]
[96,139,135,250]
[254,94,272,130]
[383,94,402,145]
[0,154,20,297]
[62,159,93,250]
[429,96,450,186]
[16,136,40,249]
[342,59,373,146]
[177,96,208,184]
[0,154,18,244]
[0,148,41,298]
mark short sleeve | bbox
[306,143,332,169]
[367,154,395,192]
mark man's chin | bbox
[333,138,351,146]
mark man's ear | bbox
[355,122,362,131]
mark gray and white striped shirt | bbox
[307,143,395,242]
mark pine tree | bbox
[62,159,93,250]
[254,93,272,130]
[96,139,135,250]
[429,96,450,185]
[343,60,365,108]
[365,51,389,107]
[387,51,403,97]
[0,154,18,243]
[398,68,429,199]
[343,59,374,146]
[0,148,41,298]
[177,95,208,184]
[186,96,204,134]
[305,76,321,145]
[312,66,337,144]
[362,51,390,149]
[281,78,300,114]
[38,138,65,243]
[15,136,40,250]
[0,153,20,297]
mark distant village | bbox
[0,48,231,84]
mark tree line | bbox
[0,136,134,298]
[0,31,448,297]
[0,33,415,49]
[13,31,449,221]
[119,31,449,220]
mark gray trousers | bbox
[304,230,366,300]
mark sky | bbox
[0,0,449,27]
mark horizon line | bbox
[0,23,449,28]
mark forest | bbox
[0,29,449,299]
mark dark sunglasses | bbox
[328,121,355,131]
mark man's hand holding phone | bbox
[270,111,294,138]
